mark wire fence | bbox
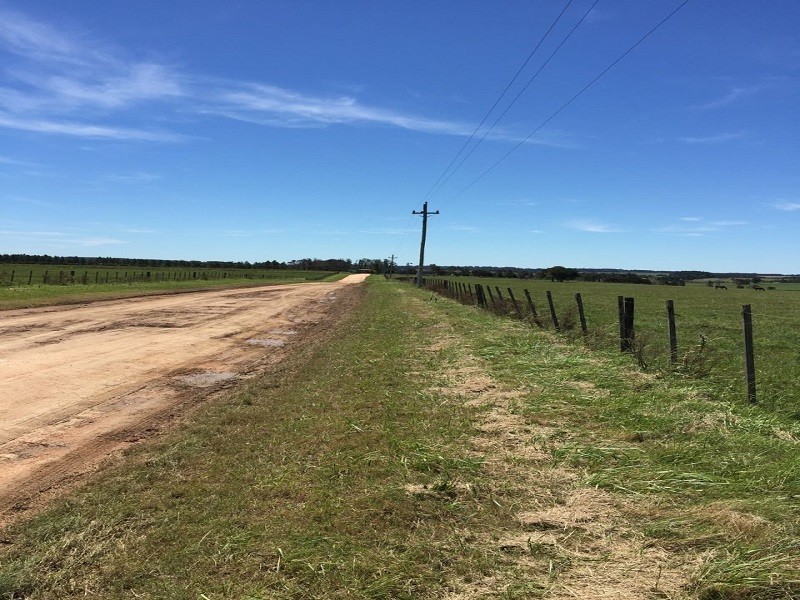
[0,267,333,287]
[411,276,799,416]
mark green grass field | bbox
[436,276,800,418]
[0,264,334,287]
[1,278,797,598]
[0,265,345,310]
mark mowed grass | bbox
[443,276,800,418]
[0,269,345,310]
[1,279,798,598]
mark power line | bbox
[420,0,575,204]
[430,0,601,203]
[447,0,693,205]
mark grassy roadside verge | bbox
[1,279,798,598]
[0,272,346,311]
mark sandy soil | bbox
[0,274,368,524]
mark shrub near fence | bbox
[417,276,800,418]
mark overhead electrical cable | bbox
[428,0,601,201]
[445,0,693,206]
[419,0,575,204]
[394,1,576,265]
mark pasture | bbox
[0,264,335,287]
[0,264,344,310]
[439,276,800,418]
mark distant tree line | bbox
[398,264,797,286]
[3,255,794,281]
[0,254,356,272]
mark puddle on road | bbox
[246,338,286,347]
[175,371,238,388]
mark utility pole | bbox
[388,254,396,278]
[412,201,439,287]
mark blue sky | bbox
[0,1,798,273]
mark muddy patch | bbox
[267,328,298,336]
[174,370,238,388]
[246,338,286,347]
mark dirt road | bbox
[0,274,368,524]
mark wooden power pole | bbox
[413,202,439,287]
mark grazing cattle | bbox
[753,285,765,291]
[715,285,728,290]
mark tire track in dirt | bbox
[0,275,367,525]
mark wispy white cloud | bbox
[497,199,539,207]
[695,82,770,110]
[566,219,623,233]
[446,225,479,232]
[104,172,161,183]
[677,132,745,144]
[78,236,127,246]
[0,8,574,145]
[122,227,157,234]
[657,218,747,236]
[709,220,747,227]
[0,8,83,63]
[359,227,417,235]
[773,202,800,212]
[0,8,187,142]
[0,154,40,167]
[0,110,184,140]
[208,83,488,137]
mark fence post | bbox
[546,291,559,330]
[523,289,538,318]
[507,287,522,317]
[494,286,505,308]
[44,270,49,284]
[666,300,678,365]
[9,269,14,284]
[28,270,33,285]
[468,284,475,304]
[475,284,486,307]
[742,304,756,403]
[575,293,588,338]
[620,297,635,352]
[486,286,496,308]
[617,296,626,351]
